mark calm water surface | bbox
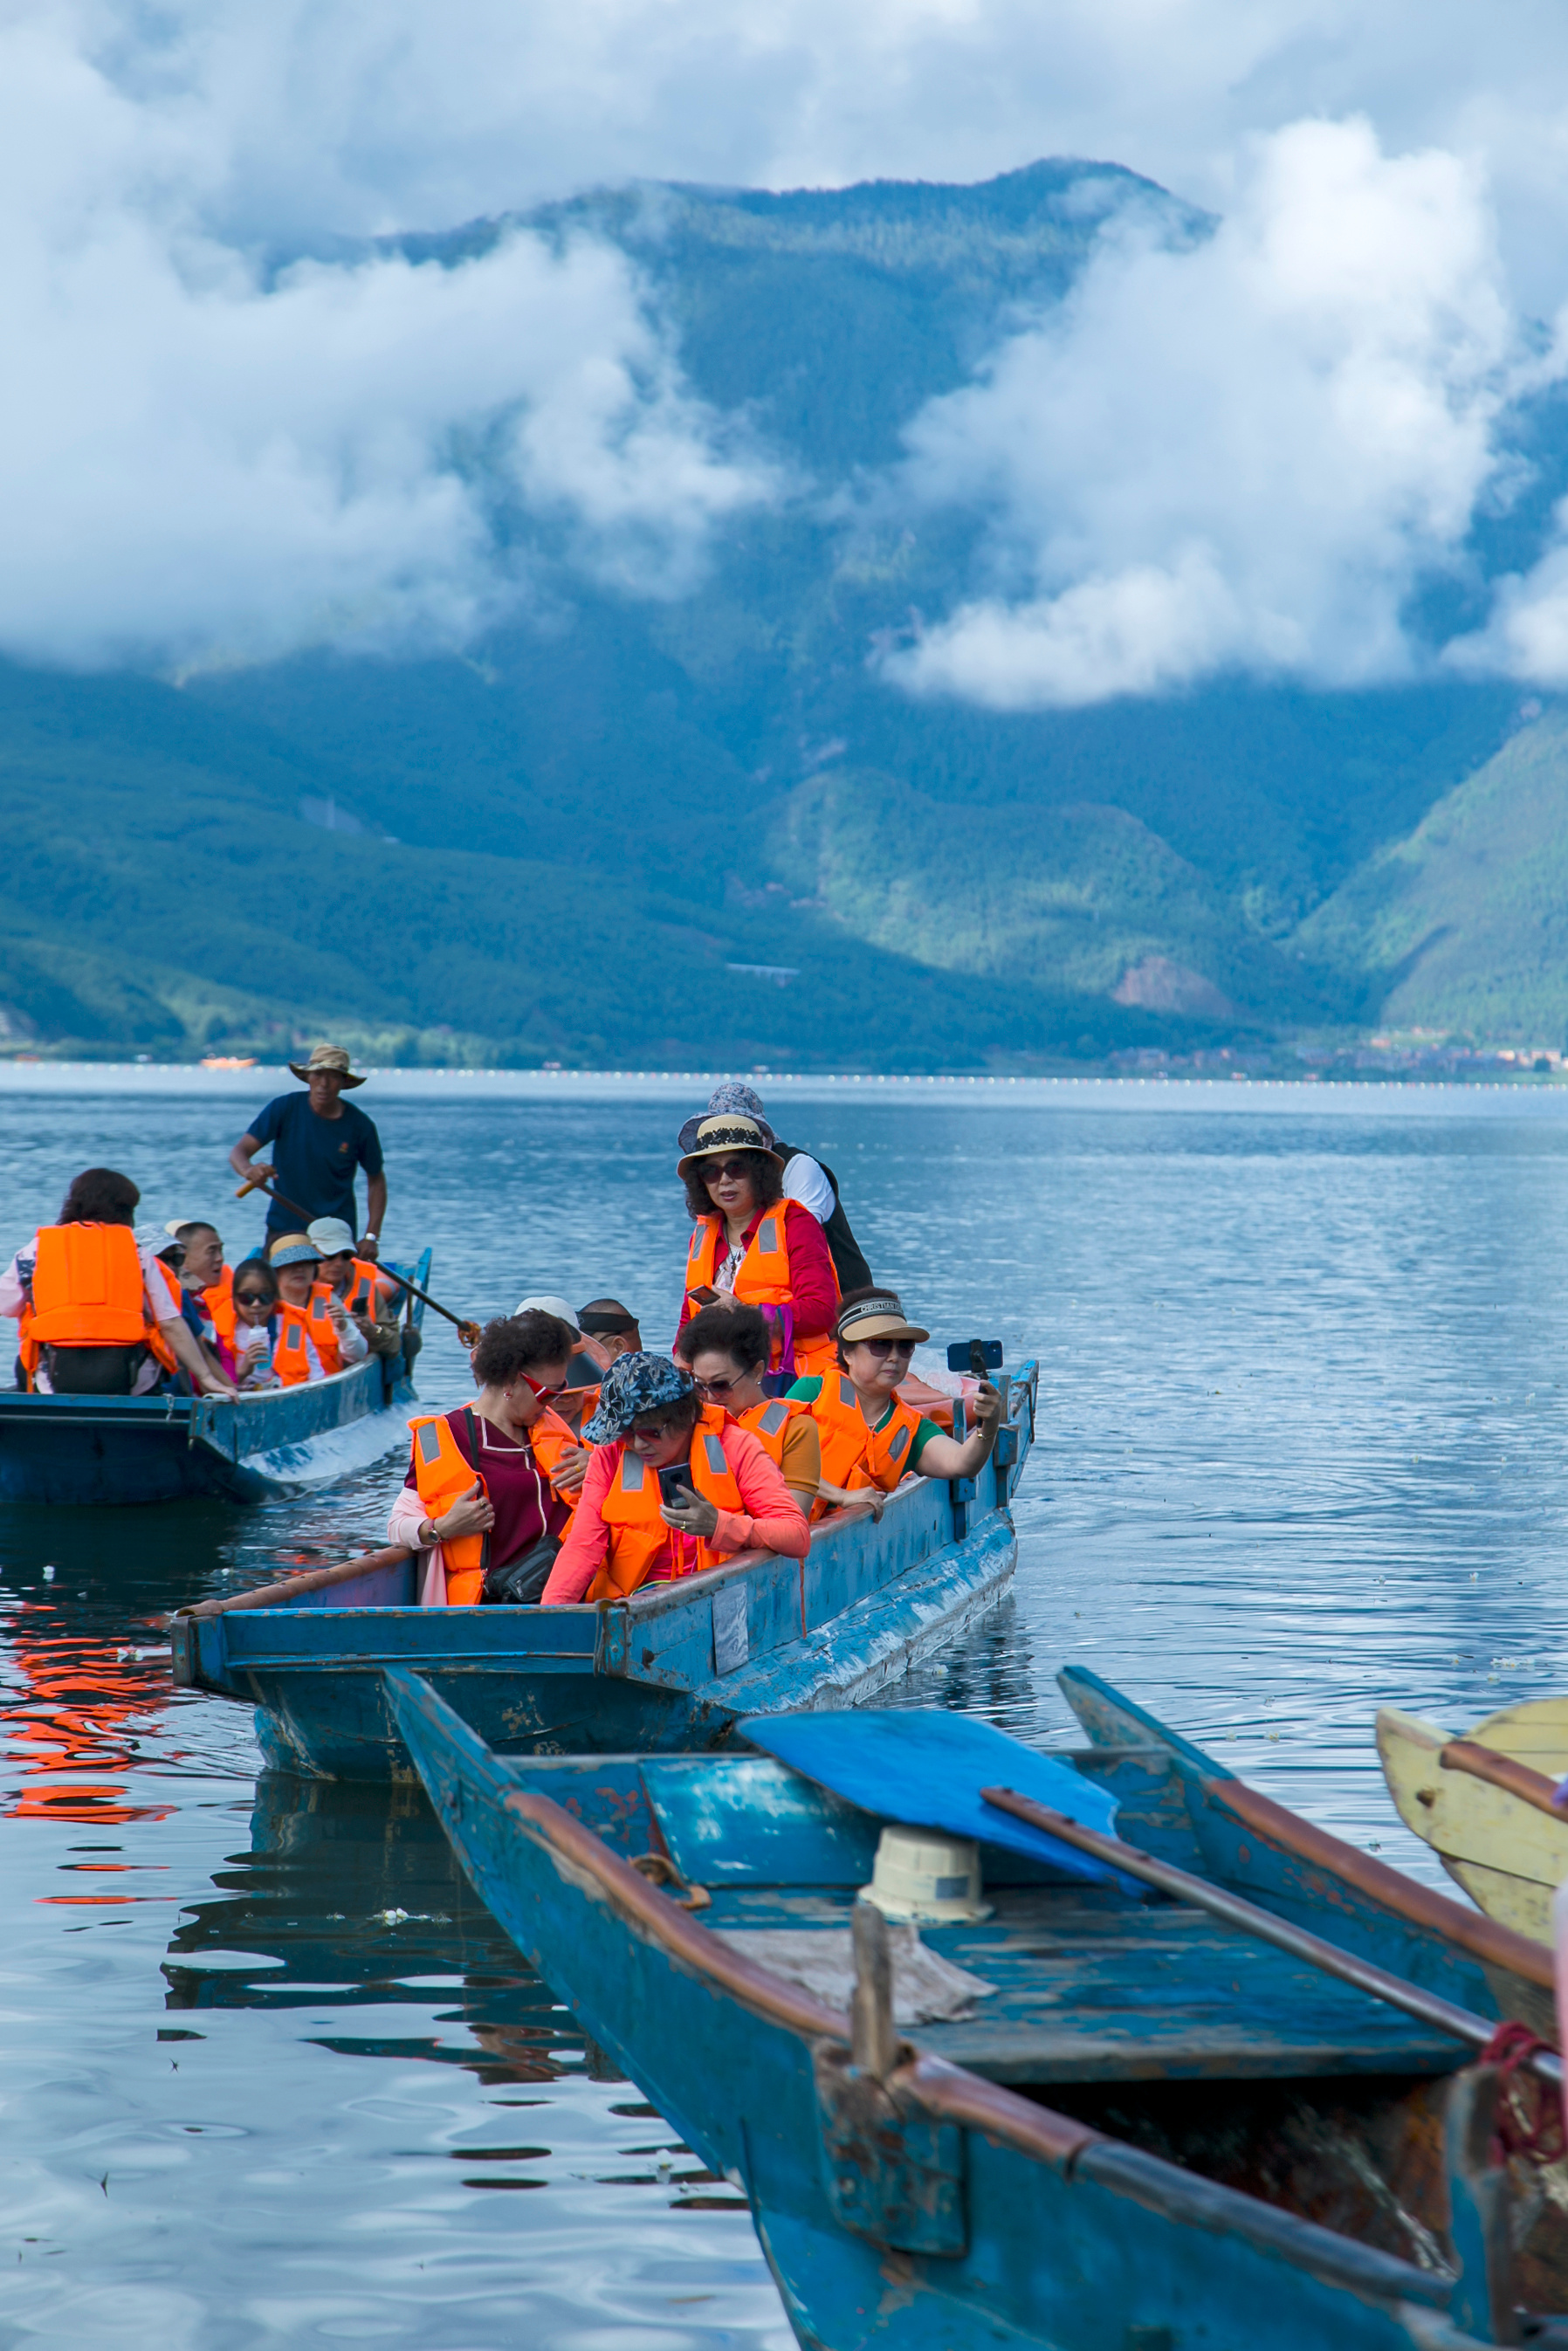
[2,1077,1567,2346]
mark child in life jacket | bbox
[221,1262,280,1387]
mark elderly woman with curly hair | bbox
[540,1351,810,1605]
[675,1108,839,1384]
[388,1310,593,1605]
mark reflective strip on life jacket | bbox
[409,1413,489,1604]
[808,1372,923,1514]
[588,1405,743,1599]
[272,1308,313,1388]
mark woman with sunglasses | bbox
[676,1110,839,1383]
[540,1351,810,1605]
[675,1300,822,1517]
[790,1288,1001,1516]
[388,1310,588,1605]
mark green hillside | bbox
[0,161,1558,1063]
[1300,705,1568,1041]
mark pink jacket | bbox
[541,1420,808,1605]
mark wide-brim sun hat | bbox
[582,1352,696,1445]
[676,1111,783,1179]
[836,1290,931,1346]
[307,1217,356,1256]
[514,1294,581,1330]
[268,1232,323,1269]
[288,1042,367,1088]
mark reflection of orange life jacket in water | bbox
[19,1224,177,1388]
[806,1373,924,1519]
[272,1285,343,1385]
[685,1208,838,1380]
[409,1406,582,1604]
[588,1406,743,1600]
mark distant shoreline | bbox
[3,1062,1568,1116]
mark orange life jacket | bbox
[409,1413,490,1605]
[345,1258,388,1320]
[203,1267,236,1347]
[685,1206,839,1378]
[19,1224,179,1388]
[736,1394,808,1472]
[588,1406,743,1600]
[526,1405,587,1521]
[807,1373,924,1517]
[272,1284,342,1386]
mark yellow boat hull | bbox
[1376,1698,1568,1945]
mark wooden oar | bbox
[981,1784,1564,2087]
[1441,1738,1568,1823]
[232,1173,481,1344]
[177,1545,416,1620]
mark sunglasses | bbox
[849,1336,917,1361]
[234,1290,272,1308]
[692,1371,745,1399]
[705,1158,754,1183]
[519,1371,565,1399]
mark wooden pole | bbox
[980,1784,1562,2086]
[178,1544,416,1620]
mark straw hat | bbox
[676,1111,783,1179]
[835,1289,930,1346]
[288,1042,367,1088]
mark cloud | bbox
[0,4,773,670]
[883,119,1525,710]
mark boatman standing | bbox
[230,1044,388,1260]
[701,1082,872,1293]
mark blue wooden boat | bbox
[382,1663,1568,2351]
[0,1251,432,1505]
[169,1365,1038,1777]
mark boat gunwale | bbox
[393,1673,1463,2320]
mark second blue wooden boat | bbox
[384,1664,1568,2351]
[0,1250,432,1504]
[169,1364,1038,1775]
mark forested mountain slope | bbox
[0,162,1556,1064]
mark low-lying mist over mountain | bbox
[4,157,1567,1070]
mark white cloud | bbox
[0,4,773,670]
[884,118,1524,710]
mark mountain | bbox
[0,161,1558,1067]
[1300,704,1568,1041]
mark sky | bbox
[4,0,1568,700]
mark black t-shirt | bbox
[247,1093,384,1237]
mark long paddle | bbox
[980,1784,1564,2089]
[232,1172,481,1344]
[176,1544,416,1620]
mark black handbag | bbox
[481,1536,560,1606]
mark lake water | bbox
[3,1073,1567,2346]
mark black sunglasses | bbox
[234,1289,272,1307]
[851,1336,917,1360]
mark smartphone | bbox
[688,1285,721,1307]
[657,1465,692,1506]
[946,1339,1004,1377]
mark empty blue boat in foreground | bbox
[170,1365,1037,1777]
[0,1251,431,1505]
[385,1662,1568,2351]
